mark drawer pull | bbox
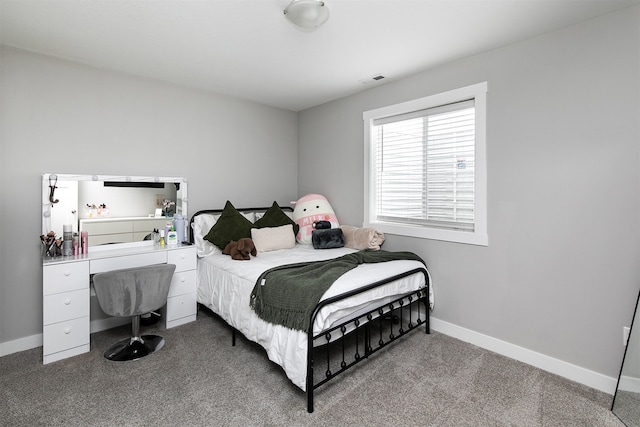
[64,327,71,334]
[64,271,71,277]
[64,298,71,305]
[180,278,186,283]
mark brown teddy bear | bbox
[222,238,257,260]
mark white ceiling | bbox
[1,0,638,111]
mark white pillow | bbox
[192,213,220,257]
[251,224,296,252]
[255,210,293,221]
[191,211,256,257]
[242,212,256,223]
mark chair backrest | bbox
[93,264,176,317]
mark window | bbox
[363,82,488,246]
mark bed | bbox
[190,203,432,412]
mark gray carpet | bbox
[0,308,624,426]
[612,390,640,427]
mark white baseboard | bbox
[89,316,129,333]
[618,375,640,393]
[0,333,43,357]
[0,317,129,358]
[430,317,618,395]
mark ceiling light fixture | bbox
[284,0,330,32]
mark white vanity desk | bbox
[42,241,197,364]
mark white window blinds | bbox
[372,99,476,231]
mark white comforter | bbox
[197,245,431,391]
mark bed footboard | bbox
[306,268,430,413]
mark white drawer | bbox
[82,221,133,235]
[133,218,170,232]
[133,231,151,242]
[166,292,197,320]
[43,288,90,325]
[168,270,196,298]
[167,247,196,272]
[43,316,89,356]
[43,262,89,295]
[89,233,134,245]
[90,251,167,274]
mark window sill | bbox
[366,221,488,247]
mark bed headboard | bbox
[189,205,294,244]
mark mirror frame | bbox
[42,173,188,239]
[612,288,640,426]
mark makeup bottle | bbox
[63,224,73,256]
[167,226,178,247]
[81,231,88,253]
[164,223,171,243]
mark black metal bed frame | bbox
[306,269,429,412]
[190,207,430,413]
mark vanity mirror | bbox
[42,174,188,247]
[612,289,640,426]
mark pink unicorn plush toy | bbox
[292,194,339,244]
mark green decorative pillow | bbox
[204,201,254,250]
[253,201,299,236]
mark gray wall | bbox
[0,46,298,345]
[297,7,640,381]
[1,6,639,391]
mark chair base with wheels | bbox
[93,264,176,361]
[103,316,165,361]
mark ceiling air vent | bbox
[359,73,387,85]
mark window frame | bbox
[363,82,488,246]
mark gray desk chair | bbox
[93,264,176,361]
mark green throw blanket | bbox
[249,250,426,332]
